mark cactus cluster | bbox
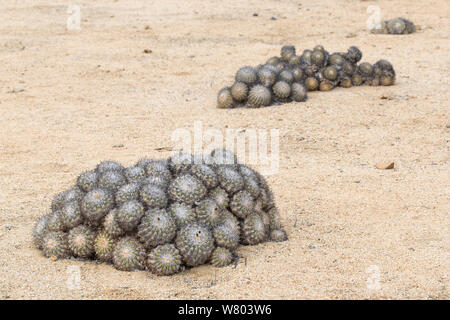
[217,45,396,109]
[371,17,416,35]
[32,150,287,276]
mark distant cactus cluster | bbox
[217,45,396,109]
[371,17,416,35]
[32,150,287,276]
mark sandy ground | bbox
[0,0,449,300]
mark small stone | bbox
[143,49,152,54]
[376,161,395,170]
[8,88,25,94]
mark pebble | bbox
[8,88,25,94]
[376,161,395,170]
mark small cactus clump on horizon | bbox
[371,17,416,35]
[32,150,287,276]
[217,44,396,109]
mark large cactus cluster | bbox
[32,150,287,276]
[217,45,396,109]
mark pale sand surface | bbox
[0,0,449,299]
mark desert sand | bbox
[0,0,449,299]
